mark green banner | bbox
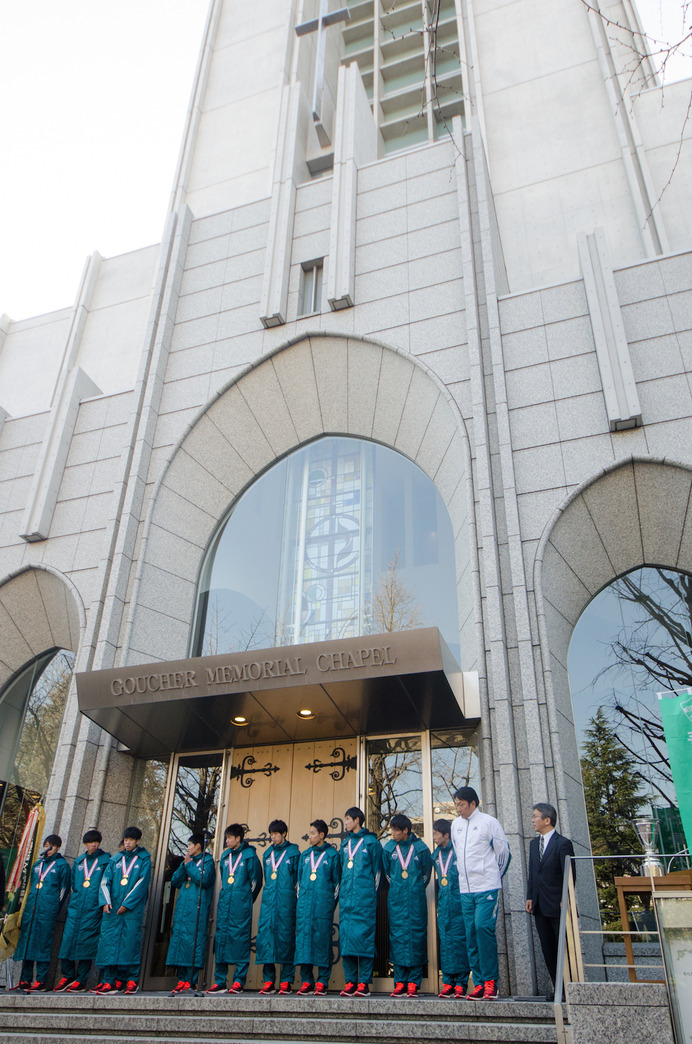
[659,692,692,856]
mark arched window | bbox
[0,648,74,864]
[569,566,691,917]
[192,436,460,663]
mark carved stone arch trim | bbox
[125,334,478,668]
[533,456,692,837]
[0,564,85,692]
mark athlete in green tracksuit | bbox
[383,814,433,997]
[94,825,152,994]
[294,819,341,995]
[166,833,216,993]
[207,824,262,993]
[15,834,71,991]
[432,818,474,997]
[338,806,383,997]
[255,819,300,994]
[55,829,110,992]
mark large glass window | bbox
[0,649,74,878]
[569,566,692,927]
[193,436,460,662]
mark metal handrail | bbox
[552,853,684,1044]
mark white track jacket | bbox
[451,808,511,894]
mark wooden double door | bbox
[227,739,358,990]
[143,738,357,991]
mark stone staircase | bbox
[0,991,559,1044]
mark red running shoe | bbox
[53,977,72,993]
[123,981,139,994]
[28,981,47,992]
[97,983,116,995]
[259,981,275,994]
[297,981,313,995]
[206,984,227,994]
[483,980,499,999]
[340,982,356,996]
[407,983,418,998]
[66,981,86,993]
[390,982,406,997]
[354,983,370,997]
[171,980,192,995]
[314,983,326,995]
[454,984,466,998]
[278,982,292,994]
[438,984,455,998]
[467,983,485,999]
[228,981,243,994]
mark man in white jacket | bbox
[450,787,510,1000]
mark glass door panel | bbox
[143,752,223,990]
[366,734,426,989]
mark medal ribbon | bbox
[309,849,328,874]
[438,848,454,878]
[346,837,365,861]
[227,850,243,877]
[37,859,53,885]
[82,857,99,883]
[395,843,414,873]
[120,854,138,880]
[270,848,287,873]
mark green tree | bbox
[581,708,645,929]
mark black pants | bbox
[534,906,560,984]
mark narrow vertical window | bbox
[299,259,324,316]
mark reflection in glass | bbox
[366,736,424,980]
[148,753,222,980]
[127,757,169,864]
[569,566,692,928]
[193,436,460,663]
[431,730,481,819]
[0,649,74,868]
[366,735,423,840]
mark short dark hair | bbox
[188,832,205,848]
[269,819,288,835]
[345,807,365,827]
[433,818,452,836]
[82,829,102,844]
[390,814,411,834]
[123,826,142,841]
[225,823,245,841]
[454,786,479,807]
[533,802,557,827]
[44,834,61,847]
[310,819,329,838]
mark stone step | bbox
[0,994,558,1044]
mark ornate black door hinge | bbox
[305,747,357,781]
[230,755,280,788]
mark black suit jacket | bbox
[526,832,575,920]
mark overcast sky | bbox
[0,0,690,322]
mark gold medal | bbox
[401,870,408,879]
[185,881,190,888]
[271,872,277,880]
[228,875,234,884]
[83,880,90,888]
[310,872,317,881]
[441,877,448,886]
[37,882,43,890]
[347,860,354,869]
[121,877,129,886]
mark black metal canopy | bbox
[76,628,479,756]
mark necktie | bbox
[539,835,545,860]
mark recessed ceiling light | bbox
[232,715,249,726]
[297,708,315,719]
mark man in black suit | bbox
[525,802,575,996]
